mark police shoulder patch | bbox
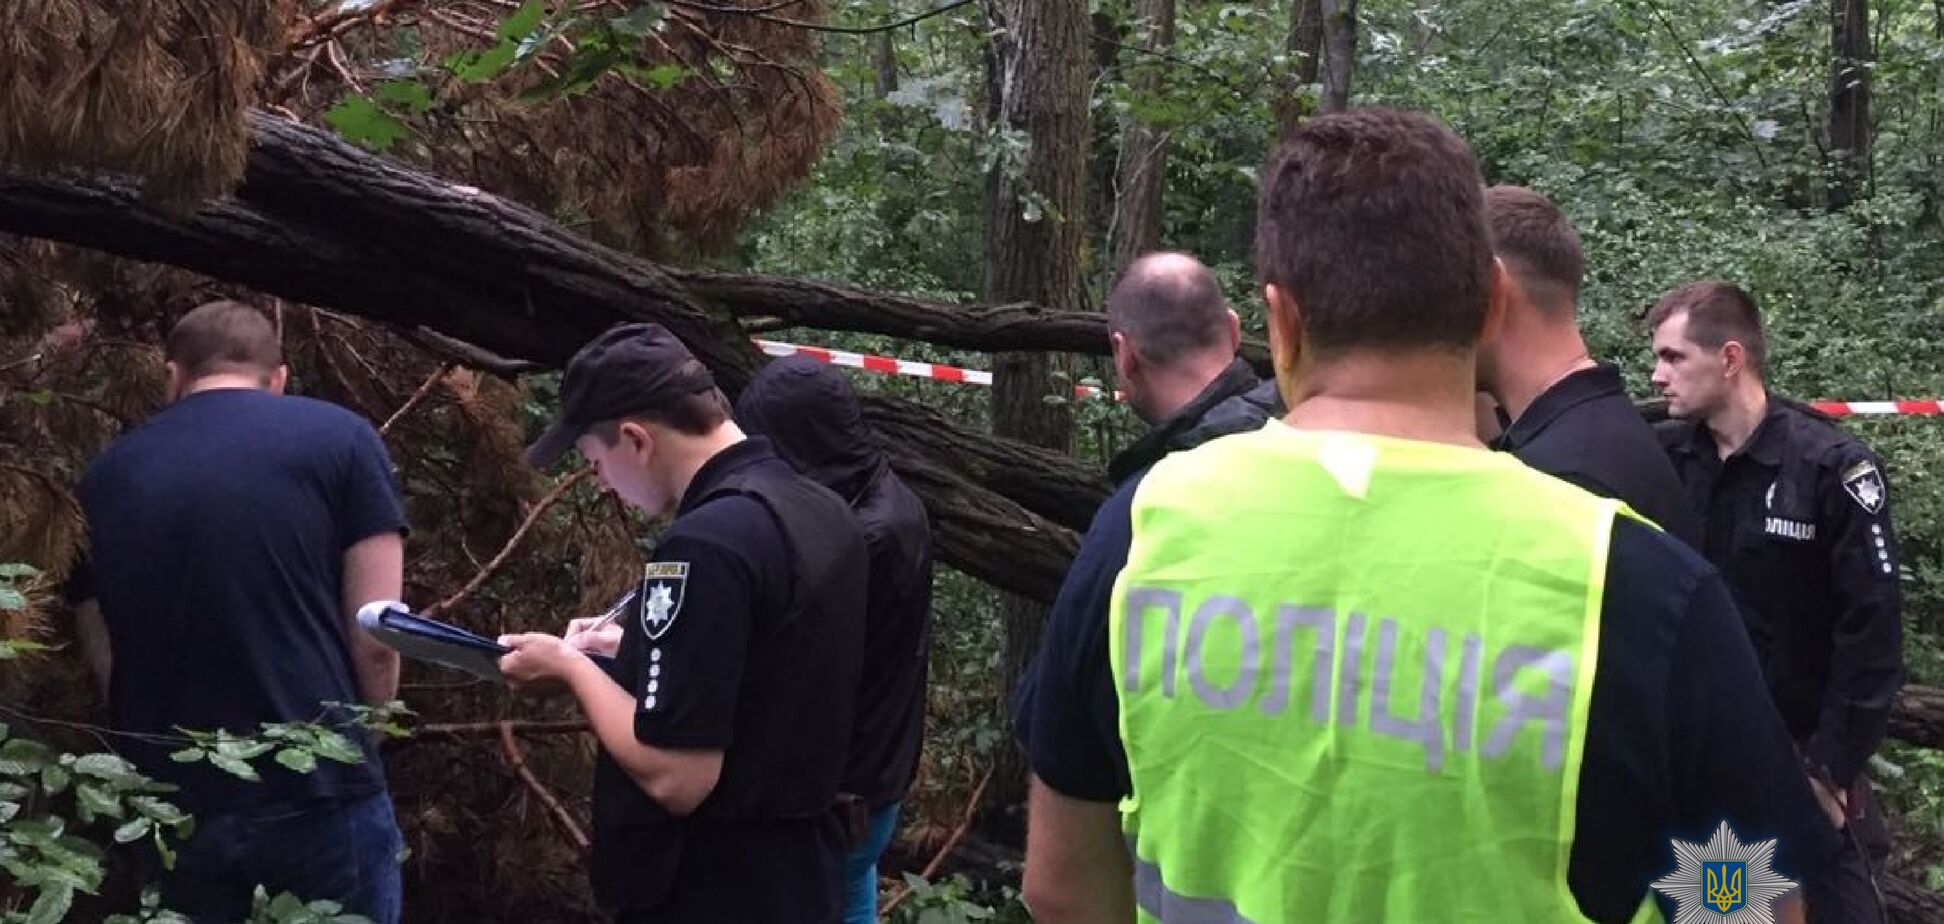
[1841,460,1886,515]
[638,561,689,641]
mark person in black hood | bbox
[735,356,936,924]
[1105,252,1283,484]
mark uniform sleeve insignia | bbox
[1841,461,1886,515]
[638,561,689,640]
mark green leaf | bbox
[520,45,621,100]
[495,0,547,43]
[213,737,273,761]
[169,747,205,764]
[72,752,139,782]
[374,79,435,115]
[274,748,317,774]
[76,781,123,819]
[641,63,689,89]
[0,800,19,824]
[446,44,518,82]
[266,890,308,917]
[9,815,65,845]
[113,816,153,844]
[0,563,40,579]
[40,763,69,794]
[23,882,74,924]
[0,780,32,800]
[205,752,260,782]
[0,585,27,611]
[152,827,177,870]
[307,730,364,766]
[0,737,56,775]
[129,796,188,826]
[323,96,409,152]
[609,5,666,37]
[0,720,9,740]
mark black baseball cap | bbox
[525,323,717,467]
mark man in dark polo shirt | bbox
[499,323,868,924]
[1476,185,1701,547]
[735,356,935,924]
[72,301,408,922]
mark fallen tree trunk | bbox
[1887,871,1944,924]
[1889,683,1944,751]
[672,266,1274,374]
[0,114,1104,601]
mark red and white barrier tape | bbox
[756,339,1937,416]
[1811,401,1942,417]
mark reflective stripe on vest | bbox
[1108,422,1643,923]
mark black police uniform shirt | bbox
[1494,363,1703,549]
[591,438,865,922]
[734,358,936,811]
[1660,394,1904,787]
[70,388,406,817]
[1015,467,1845,924]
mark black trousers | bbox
[1820,777,1890,924]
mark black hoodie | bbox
[736,357,936,809]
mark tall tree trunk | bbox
[1320,0,1358,113]
[1278,0,1325,134]
[872,30,898,99]
[1828,0,1872,210]
[983,0,1088,821]
[1110,0,1175,274]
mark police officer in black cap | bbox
[1649,281,1903,923]
[499,323,868,924]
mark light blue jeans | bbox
[843,803,901,924]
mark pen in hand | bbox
[584,587,638,633]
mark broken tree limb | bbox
[670,266,1273,375]
[0,123,1097,600]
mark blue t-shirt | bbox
[1016,467,1846,923]
[73,388,407,815]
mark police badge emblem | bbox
[638,561,689,641]
[1842,461,1885,515]
[1651,821,1796,923]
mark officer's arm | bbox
[1024,778,1134,923]
[561,656,724,816]
[1810,447,1903,786]
[73,598,110,700]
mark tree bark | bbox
[0,114,1108,602]
[1278,0,1325,134]
[984,0,1090,819]
[1319,0,1358,113]
[873,28,899,99]
[1828,0,1872,210]
[1110,0,1175,274]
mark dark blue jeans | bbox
[159,791,402,924]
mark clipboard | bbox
[357,601,508,681]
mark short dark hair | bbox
[1647,281,1766,377]
[590,360,732,440]
[1254,109,1492,358]
[1485,185,1583,314]
[1107,252,1231,363]
[164,300,282,381]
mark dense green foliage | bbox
[734,0,1944,896]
